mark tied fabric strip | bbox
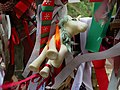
[1,15,11,39]
[0,73,40,89]
[10,27,20,65]
[85,2,113,52]
[89,0,103,2]
[22,5,41,78]
[85,2,113,89]
[51,42,120,89]
[92,45,109,90]
[54,24,61,51]
[22,20,34,49]
[0,70,53,90]
[14,0,34,19]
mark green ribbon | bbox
[85,2,113,52]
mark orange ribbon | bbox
[54,24,61,51]
[47,24,61,51]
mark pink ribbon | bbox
[0,73,40,89]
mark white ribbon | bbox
[49,0,67,38]
[68,0,80,3]
[71,17,93,90]
[107,30,120,90]
[1,15,11,39]
[115,30,120,40]
[108,70,118,90]
[72,62,93,90]
[5,15,11,39]
[22,5,41,78]
[25,5,45,90]
[51,41,120,89]
[71,63,85,90]
[0,70,5,90]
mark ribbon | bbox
[72,17,93,90]
[92,45,109,90]
[85,2,113,52]
[114,32,120,76]
[22,20,34,49]
[108,70,118,90]
[0,14,11,69]
[71,62,93,90]
[1,15,11,39]
[45,64,51,69]
[10,27,20,65]
[68,0,80,3]
[36,76,50,90]
[14,0,34,19]
[0,73,40,89]
[54,24,61,51]
[51,42,120,89]
[39,1,63,86]
[0,64,53,90]
[84,3,113,89]
[22,5,41,78]
[23,0,67,86]
[89,0,103,2]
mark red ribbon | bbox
[36,73,55,90]
[10,27,20,65]
[23,20,34,49]
[89,0,103,2]
[36,76,50,90]
[0,72,53,90]
[92,45,109,90]
[45,64,51,69]
[14,0,34,19]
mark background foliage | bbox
[67,0,116,18]
[67,0,94,17]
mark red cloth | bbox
[14,0,34,18]
[92,45,109,90]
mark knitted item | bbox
[40,0,54,52]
